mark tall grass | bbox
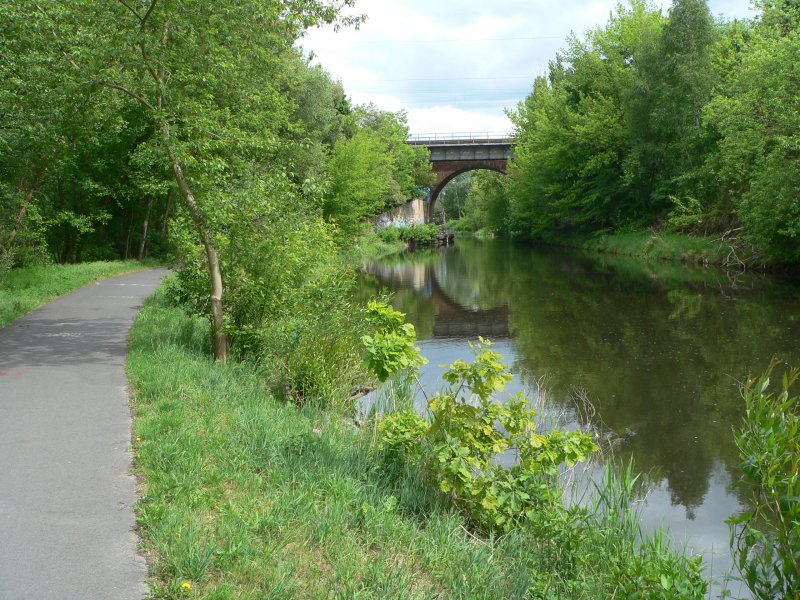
[129,289,709,599]
[0,260,156,327]
[580,230,738,266]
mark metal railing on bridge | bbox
[407,131,514,145]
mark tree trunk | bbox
[162,126,228,363]
[161,188,173,236]
[124,207,134,260]
[4,186,35,251]
[138,196,153,260]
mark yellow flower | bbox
[135,437,141,442]
[181,581,192,590]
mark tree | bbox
[324,107,432,236]
[79,0,360,362]
[706,6,800,262]
[436,172,473,221]
[0,2,95,266]
[507,1,664,239]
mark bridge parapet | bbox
[407,131,513,146]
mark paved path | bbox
[0,269,168,600]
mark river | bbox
[357,237,800,597]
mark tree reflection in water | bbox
[357,237,800,592]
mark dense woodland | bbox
[447,0,800,266]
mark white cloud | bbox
[301,0,753,135]
[407,106,513,135]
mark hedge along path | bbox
[0,269,168,600]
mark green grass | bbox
[348,231,407,262]
[0,260,158,328]
[128,288,710,599]
[576,230,758,267]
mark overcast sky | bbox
[300,0,755,135]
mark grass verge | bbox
[348,231,407,262]
[128,288,709,599]
[577,230,758,267]
[0,260,158,328]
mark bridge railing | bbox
[407,131,514,145]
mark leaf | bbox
[660,574,672,590]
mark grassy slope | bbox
[128,290,708,599]
[348,232,407,263]
[577,230,738,266]
[0,260,156,328]
[128,292,534,599]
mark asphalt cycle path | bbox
[0,269,168,600]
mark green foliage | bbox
[375,223,441,247]
[130,284,710,598]
[326,129,400,237]
[165,176,364,405]
[435,171,473,221]
[729,360,800,598]
[666,195,708,233]
[361,301,426,382]
[373,336,598,533]
[397,223,441,246]
[706,24,800,262]
[507,1,665,239]
[377,226,402,244]
[498,0,799,265]
[324,109,433,239]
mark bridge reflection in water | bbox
[361,258,509,339]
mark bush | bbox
[166,175,367,407]
[361,303,597,533]
[397,223,440,246]
[378,339,597,533]
[729,360,800,598]
[376,225,401,243]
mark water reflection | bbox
[357,238,800,594]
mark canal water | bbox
[357,237,800,596]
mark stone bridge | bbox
[407,132,513,221]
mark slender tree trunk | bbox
[124,207,134,259]
[162,125,228,363]
[138,196,153,260]
[161,188,173,236]
[3,182,39,252]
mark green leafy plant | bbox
[361,300,427,382]
[365,320,598,533]
[729,360,800,599]
[397,223,440,246]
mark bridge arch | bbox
[430,161,507,217]
[407,134,513,223]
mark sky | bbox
[300,0,755,135]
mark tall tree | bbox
[625,0,715,210]
[706,2,800,261]
[75,0,360,362]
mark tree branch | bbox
[140,0,159,32]
[33,3,80,71]
[104,83,156,112]
[115,0,142,21]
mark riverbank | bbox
[349,224,445,263]
[569,230,765,270]
[128,285,710,598]
[0,260,159,328]
[347,232,406,263]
